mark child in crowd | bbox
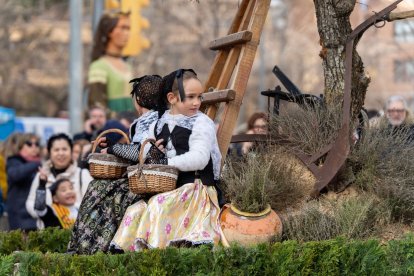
[110,69,222,251]
[26,133,92,230]
[34,178,78,229]
[67,75,163,255]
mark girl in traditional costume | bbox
[67,75,163,254]
[110,69,222,251]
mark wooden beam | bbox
[216,0,271,161]
[209,31,252,50]
[206,46,242,119]
[201,89,236,105]
[230,134,269,143]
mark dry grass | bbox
[282,193,391,242]
[222,147,313,213]
[223,103,414,241]
[222,153,272,213]
[349,124,414,222]
[269,104,343,155]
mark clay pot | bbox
[219,204,283,246]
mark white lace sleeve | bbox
[142,121,157,157]
[147,121,156,140]
[168,114,219,172]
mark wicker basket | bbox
[128,139,178,194]
[88,129,132,179]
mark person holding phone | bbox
[26,133,93,229]
[73,106,107,142]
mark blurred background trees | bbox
[0,0,413,127]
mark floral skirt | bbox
[110,180,221,251]
[67,178,141,254]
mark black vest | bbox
[156,123,215,187]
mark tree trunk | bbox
[313,0,370,122]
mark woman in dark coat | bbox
[6,133,41,231]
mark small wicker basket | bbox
[88,129,132,179]
[128,139,178,194]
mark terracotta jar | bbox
[219,204,283,246]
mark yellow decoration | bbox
[121,0,151,56]
[105,0,120,10]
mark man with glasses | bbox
[381,95,414,144]
[385,95,411,127]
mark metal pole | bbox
[92,0,104,34]
[258,34,266,111]
[69,0,83,134]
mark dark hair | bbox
[247,112,268,131]
[18,133,40,151]
[91,11,130,61]
[158,69,199,117]
[47,133,73,153]
[129,75,163,110]
[49,178,72,197]
[367,109,380,119]
[170,70,198,96]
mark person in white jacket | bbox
[26,133,92,229]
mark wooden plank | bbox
[201,89,236,105]
[231,134,269,143]
[238,0,256,31]
[202,0,255,115]
[206,46,242,119]
[209,31,252,50]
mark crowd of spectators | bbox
[0,104,129,231]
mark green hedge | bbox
[1,236,414,274]
[2,229,414,275]
[0,228,71,254]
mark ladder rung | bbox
[202,89,236,104]
[231,134,269,143]
[209,31,252,50]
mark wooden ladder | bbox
[201,0,271,161]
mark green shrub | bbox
[1,230,414,275]
[0,230,25,254]
[7,237,414,275]
[27,227,71,253]
[0,228,71,255]
[0,254,14,275]
[386,234,414,274]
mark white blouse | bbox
[147,110,221,180]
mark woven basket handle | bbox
[91,128,131,153]
[138,138,157,165]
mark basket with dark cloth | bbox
[89,129,132,179]
[128,139,178,194]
